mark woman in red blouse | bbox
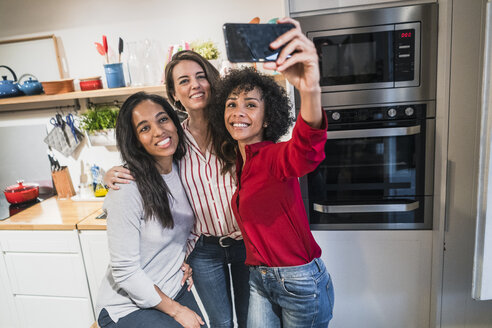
[210,18,334,327]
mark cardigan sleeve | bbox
[103,183,162,309]
[269,110,328,180]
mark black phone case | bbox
[223,23,295,62]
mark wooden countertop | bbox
[0,197,103,230]
[77,209,107,230]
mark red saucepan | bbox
[4,180,39,204]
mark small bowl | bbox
[79,76,103,91]
[41,79,75,95]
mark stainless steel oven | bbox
[297,4,438,229]
[296,3,437,107]
[301,101,434,230]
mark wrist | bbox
[299,85,321,96]
[169,302,183,318]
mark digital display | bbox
[401,32,412,38]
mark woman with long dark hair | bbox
[96,92,206,328]
[104,51,250,328]
[210,18,334,327]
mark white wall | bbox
[0,0,285,80]
[0,0,285,193]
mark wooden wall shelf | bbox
[0,85,167,111]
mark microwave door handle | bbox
[313,201,420,213]
[326,125,421,140]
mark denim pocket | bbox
[97,308,116,328]
[280,276,317,298]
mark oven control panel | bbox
[326,104,426,124]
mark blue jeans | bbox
[97,284,207,327]
[187,235,250,328]
[247,258,334,328]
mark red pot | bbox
[79,76,103,91]
[4,180,39,204]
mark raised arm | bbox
[264,17,322,129]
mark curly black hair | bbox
[209,67,294,175]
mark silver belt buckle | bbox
[219,236,231,248]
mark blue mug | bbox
[104,63,126,88]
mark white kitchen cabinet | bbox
[15,295,93,328]
[0,230,95,328]
[0,248,18,328]
[313,230,432,328]
[78,230,110,314]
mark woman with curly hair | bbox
[210,18,334,328]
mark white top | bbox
[96,163,194,322]
[180,119,242,254]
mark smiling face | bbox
[224,87,266,146]
[132,100,178,173]
[171,60,211,113]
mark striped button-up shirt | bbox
[179,119,242,254]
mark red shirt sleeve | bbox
[268,110,328,180]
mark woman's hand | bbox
[103,166,134,190]
[181,262,194,291]
[173,305,205,328]
[265,17,322,128]
[264,17,320,94]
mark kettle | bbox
[17,74,44,96]
[0,65,23,98]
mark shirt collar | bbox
[244,140,274,155]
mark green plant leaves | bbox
[80,104,120,132]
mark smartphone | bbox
[223,23,296,62]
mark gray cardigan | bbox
[96,163,195,322]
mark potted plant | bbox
[80,104,119,146]
[191,40,220,67]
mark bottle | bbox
[126,41,145,86]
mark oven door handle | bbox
[313,201,420,213]
[326,125,421,139]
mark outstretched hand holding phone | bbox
[265,17,322,129]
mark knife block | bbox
[52,166,76,198]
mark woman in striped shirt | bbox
[104,51,249,328]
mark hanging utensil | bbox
[118,37,124,63]
[65,113,81,144]
[49,113,70,146]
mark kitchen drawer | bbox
[15,294,94,328]
[5,252,90,297]
[0,230,80,253]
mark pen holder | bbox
[104,63,126,88]
[52,166,76,198]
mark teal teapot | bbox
[0,65,23,98]
[17,74,44,95]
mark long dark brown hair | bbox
[116,92,186,228]
[165,50,220,113]
[165,50,222,151]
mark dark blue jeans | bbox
[97,284,207,328]
[187,235,250,328]
[247,258,334,328]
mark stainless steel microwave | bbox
[296,3,438,107]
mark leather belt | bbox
[202,235,242,248]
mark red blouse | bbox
[231,113,328,267]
